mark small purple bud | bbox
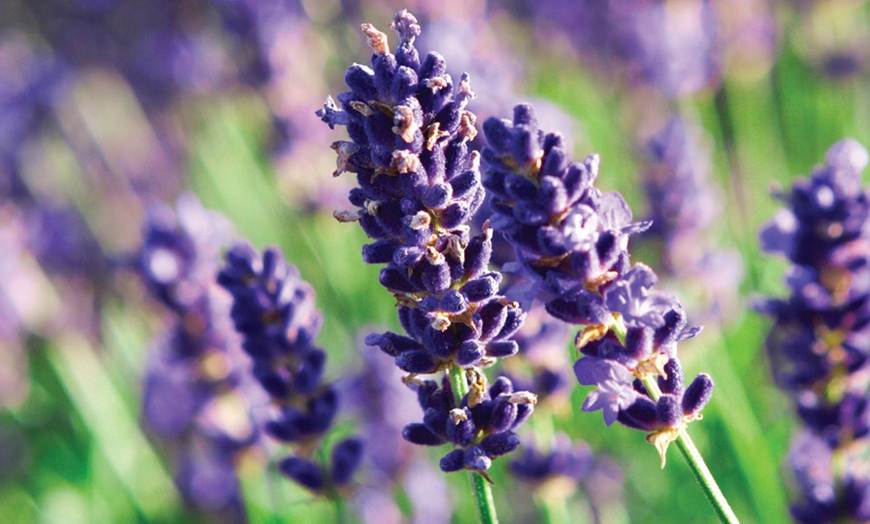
[279,457,324,492]
[488,398,518,433]
[489,377,514,397]
[330,438,364,486]
[463,445,493,471]
[656,394,683,428]
[456,341,484,367]
[362,239,401,264]
[446,411,476,447]
[403,423,445,446]
[657,358,684,396]
[439,449,465,472]
[480,431,521,457]
[395,350,438,374]
[460,273,501,302]
[617,397,658,432]
[486,340,519,359]
[365,331,423,357]
[682,374,714,416]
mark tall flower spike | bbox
[218,242,363,495]
[319,10,532,495]
[481,103,713,464]
[318,9,525,375]
[757,139,870,522]
[137,194,259,518]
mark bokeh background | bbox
[2,0,869,522]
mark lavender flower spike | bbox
[757,139,870,522]
[481,104,713,463]
[319,10,533,489]
[318,9,525,375]
[218,243,363,494]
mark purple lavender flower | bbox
[757,138,870,521]
[344,334,453,523]
[517,0,720,97]
[481,103,713,461]
[319,10,525,374]
[218,242,363,494]
[638,117,744,324]
[508,432,593,486]
[318,9,534,477]
[137,194,259,517]
[403,373,535,478]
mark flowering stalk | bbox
[757,139,870,523]
[480,103,735,522]
[218,243,363,503]
[137,193,259,518]
[318,10,536,523]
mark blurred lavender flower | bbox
[344,336,453,523]
[218,242,363,495]
[789,1,870,82]
[481,103,713,463]
[137,193,261,517]
[757,138,870,522]
[509,432,592,487]
[516,0,720,97]
[501,302,572,408]
[639,117,743,322]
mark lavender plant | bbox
[480,103,736,522]
[137,193,260,518]
[318,10,536,522]
[217,242,364,500]
[757,139,870,522]
[640,117,743,323]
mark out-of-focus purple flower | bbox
[137,194,260,517]
[788,431,870,523]
[218,242,363,494]
[789,1,870,82]
[758,138,870,521]
[509,433,592,484]
[482,103,713,460]
[639,117,743,323]
[517,0,720,97]
[500,302,572,407]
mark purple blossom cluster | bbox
[403,373,535,479]
[757,139,870,522]
[137,193,259,516]
[481,103,713,458]
[217,243,363,495]
[318,9,535,476]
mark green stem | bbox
[448,366,499,524]
[640,376,740,524]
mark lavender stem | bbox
[448,365,499,524]
[640,376,739,524]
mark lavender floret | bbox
[403,373,535,477]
